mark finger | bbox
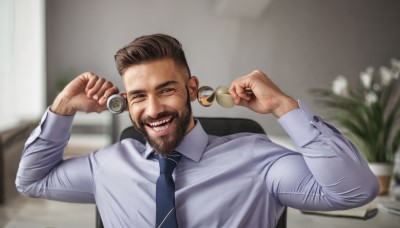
[95,80,113,100]
[236,86,251,101]
[83,72,99,92]
[87,77,106,99]
[228,85,238,101]
[94,102,107,113]
[234,95,250,107]
[98,86,119,105]
[229,79,244,101]
[230,84,245,104]
[230,84,251,104]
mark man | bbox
[16,34,379,227]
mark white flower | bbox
[393,71,399,79]
[391,58,400,70]
[379,66,393,86]
[332,75,348,96]
[390,58,400,79]
[373,83,381,91]
[360,67,374,89]
[365,66,374,75]
[365,92,378,105]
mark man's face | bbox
[122,58,198,156]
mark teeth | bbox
[153,125,169,132]
[148,118,171,127]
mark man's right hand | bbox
[51,72,119,116]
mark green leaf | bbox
[310,66,400,163]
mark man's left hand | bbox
[229,70,299,117]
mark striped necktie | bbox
[155,153,182,228]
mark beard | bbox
[129,94,192,156]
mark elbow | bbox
[347,174,380,208]
[366,175,380,202]
[15,179,29,196]
[331,173,380,209]
[15,184,38,198]
[359,172,380,204]
[15,177,39,198]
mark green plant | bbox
[311,59,400,164]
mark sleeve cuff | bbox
[277,101,320,148]
[39,107,74,142]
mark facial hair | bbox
[129,91,192,156]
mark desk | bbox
[287,200,400,228]
[0,122,36,204]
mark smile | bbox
[146,117,173,132]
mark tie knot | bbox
[156,153,182,174]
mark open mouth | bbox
[146,116,173,133]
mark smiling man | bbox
[16,34,379,228]
[121,57,197,156]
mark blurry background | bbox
[1,0,400,227]
[2,0,400,136]
[45,0,400,138]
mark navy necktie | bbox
[155,153,182,228]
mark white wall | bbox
[0,0,13,130]
[0,0,46,131]
[45,0,400,136]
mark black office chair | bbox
[96,117,287,228]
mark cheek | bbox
[170,101,188,115]
[128,107,142,123]
[172,91,190,106]
[155,93,187,110]
[169,98,186,109]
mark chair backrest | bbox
[96,117,286,228]
[120,117,266,141]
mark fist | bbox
[51,72,119,115]
[229,70,298,117]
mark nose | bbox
[146,96,164,118]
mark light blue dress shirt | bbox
[16,102,379,228]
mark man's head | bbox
[115,34,191,77]
[114,34,199,156]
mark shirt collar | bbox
[143,120,208,162]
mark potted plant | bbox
[311,59,400,195]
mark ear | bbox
[188,76,199,101]
[119,91,129,111]
[120,91,127,99]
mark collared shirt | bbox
[16,102,379,228]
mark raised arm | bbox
[230,70,380,210]
[16,72,118,203]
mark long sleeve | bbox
[15,109,96,203]
[267,101,380,211]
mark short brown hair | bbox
[114,34,191,76]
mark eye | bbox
[130,94,146,103]
[160,88,176,95]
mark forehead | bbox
[122,58,187,90]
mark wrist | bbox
[50,95,77,116]
[272,96,299,118]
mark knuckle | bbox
[253,69,262,74]
[85,72,96,77]
[105,81,113,87]
[97,77,105,83]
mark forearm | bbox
[272,102,379,210]
[16,138,66,195]
[16,109,72,195]
[15,109,95,203]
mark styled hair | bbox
[114,34,191,77]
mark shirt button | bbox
[313,116,319,122]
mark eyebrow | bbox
[127,80,179,97]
